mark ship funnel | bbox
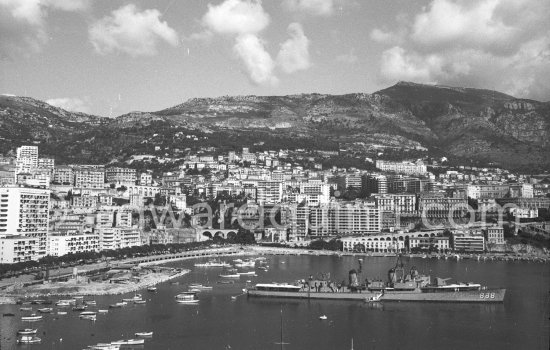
[388,268,397,284]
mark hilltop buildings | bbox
[0,144,546,263]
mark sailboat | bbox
[275,306,289,350]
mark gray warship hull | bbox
[247,288,506,303]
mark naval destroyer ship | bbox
[247,256,506,303]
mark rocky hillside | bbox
[0,83,548,170]
[0,95,106,145]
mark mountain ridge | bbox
[0,82,548,170]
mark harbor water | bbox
[1,255,548,349]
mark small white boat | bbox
[219,274,240,278]
[188,283,213,290]
[98,309,109,314]
[194,260,230,268]
[80,314,97,321]
[147,286,157,292]
[135,331,153,338]
[134,300,146,304]
[84,300,97,305]
[20,307,32,311]
[21,314,43,321]
[18,335,41,344]
[57,311,68,315]
[175,292,199,304]
[319,315,328,320]
[80,311,97,316]
[365,293,383,303]
[17,329,37,335]
[235,261,255,268]
[111,339,145,345]
[237,271,257,276]
[87,343,119,350]
[37,307,53,313]
[122,294,142,302]
[109,302,127,308]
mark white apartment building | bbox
[98,227,140,250]
[74,169,105,189]
[37,158,55,172]
[115,210,133,227]
[48,231,100,256]
[487,226,505,245]
[16,146,39,174]
[53,166,74,185]
[170,195,187,211]
[409,236,450,251]
[375,160,427,175]
[453,230,485,252]
[0,236,39,263]
[373,194,416,214]
[140,173,153,186]
[341,234,405,252]
[0,187,50,261]
[256,181,283,204]
[309,201,381,236]
[106,167,137,184]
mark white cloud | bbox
[0,0,89,57]
[380,46,437,83]
[0,0,89,25]
[200,0,314,84]
[201,0,278,85]
[46,97,91,114]
[411,0,516,52]
[202,0,270,35]
[234,34,277,85]
[282,0,334,16]
[276,23,311,74]
[89,4,179,57]
[336,48,358,64]
[375,0,550,99]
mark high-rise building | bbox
[0,187,50,262]
[362,174,388,194]
[16,146,39,174]
[387,176,432,194]
[256,181,283,204]
[309,201,381,236]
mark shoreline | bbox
[1,245,548,304]
[0,268,189,302]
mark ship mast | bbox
[275,306,289,350]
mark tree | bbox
[235,228,255,244]
[116,185,128,192]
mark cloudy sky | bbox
[1,0,549,117]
